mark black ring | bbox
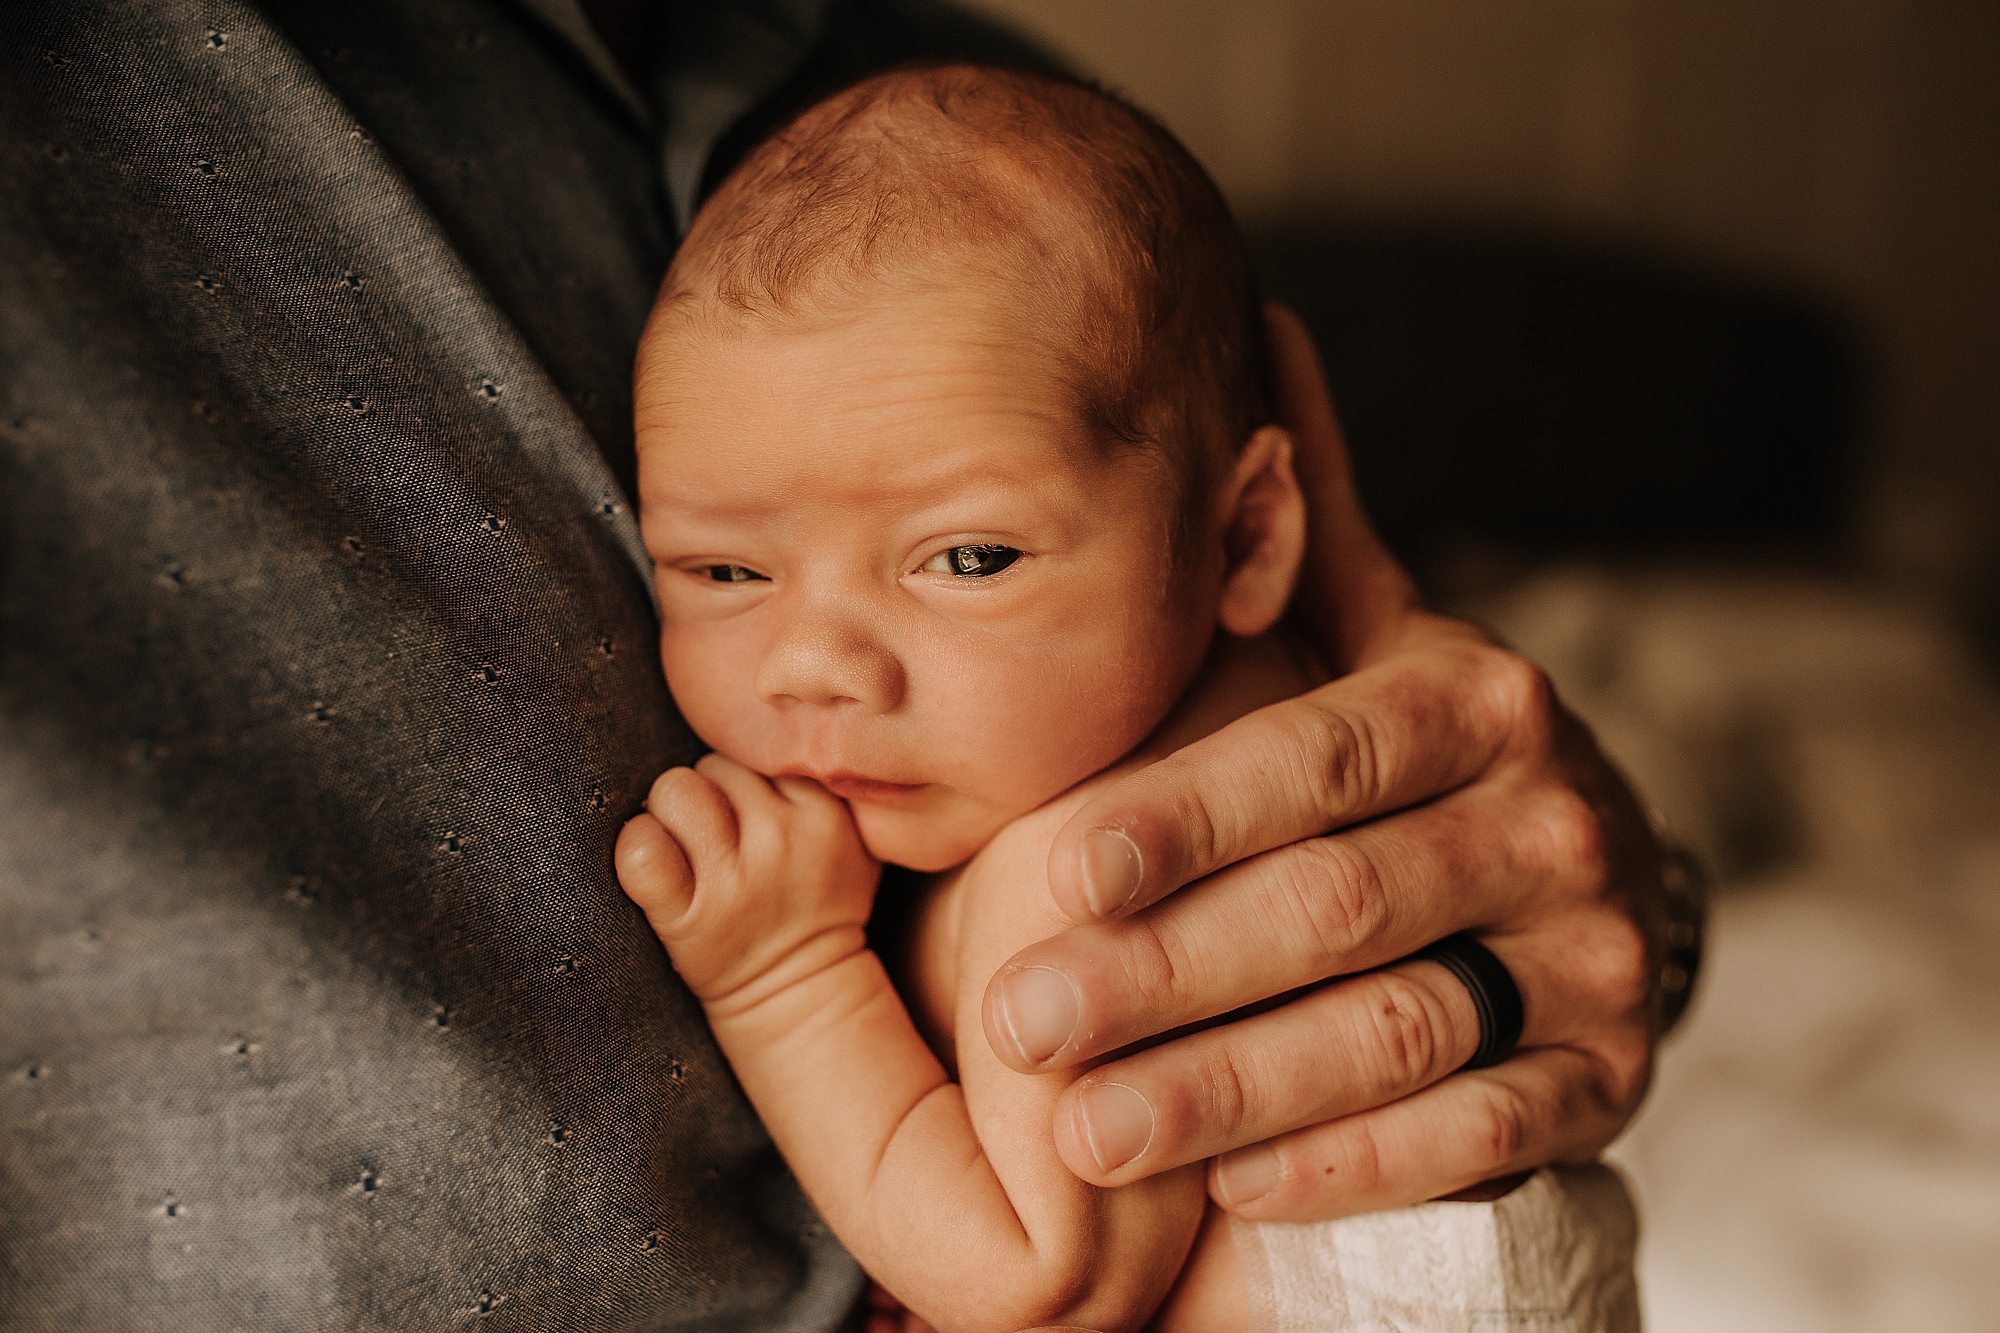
[1414,933,1524,1070]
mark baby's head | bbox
[635,64,1305,871]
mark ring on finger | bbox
[1413,933,1524,1069]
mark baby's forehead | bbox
[634,280,1214,553]
[639,281,1082,430]
[633,296,1195,528]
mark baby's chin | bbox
[850,800,1008,874]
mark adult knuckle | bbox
[1595,1033,1653,1112]
[1195,1042,1258,1145]
[1336,1118,1390,1199]
[1300,704,1385,820]
[1111,915,1201,1015]
[1470,1081,1532,1170]
[1361,974,1448,1091]
[1129,750,1233,883]
[1176,783,1231,880]
[1588,911,1654,1015]
[1480,648,1558,750]
[1287,838,1390,963]
[1521,786,1608,892]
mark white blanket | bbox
[1235,1164,1640,1333]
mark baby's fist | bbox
[616,755,880,1003]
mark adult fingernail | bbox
[996,966,1080,1065]
[1214,1145,1281,1206]
[1077,1082,1155,1172]
[1081,827,1143,917]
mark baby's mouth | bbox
[804,772,929,806]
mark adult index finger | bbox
[1261,302,1421,669]
[1043,629,1526,924]
[989,772,1597,1070]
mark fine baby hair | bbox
[647,61,1272,525]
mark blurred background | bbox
[964,3,2000,1329]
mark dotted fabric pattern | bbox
[0,0,1066,1326]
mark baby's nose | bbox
[754,613,906,714]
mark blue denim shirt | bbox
[0,3,1051,1327]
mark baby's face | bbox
[635,284,1218,871]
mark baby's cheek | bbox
[974,683,1156,804]
[659,631,756,753]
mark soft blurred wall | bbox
[966,0,1999,615]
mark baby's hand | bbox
[615,754,880,1006]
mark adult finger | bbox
[1262,302,1417,666]
[1205,1045,1632,1221]
[1048,955,1483,1185]
[986,773,1594,1071]
[1042,918,1648,1186]
[1043,630,1531,924]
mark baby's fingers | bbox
[694,752,788,822]
[615,813,696,939]
[647,764,740,872]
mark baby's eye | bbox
[705,564,768,583]
[923,544,1022,578]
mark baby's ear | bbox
[1215,424,1307,638]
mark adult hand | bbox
[981,306,1667,1220]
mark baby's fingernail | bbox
[1077,1082,1155,1173]
[1080,827,1143,917]
[1214,1144,1281,1206]
[996,966,1080,1065]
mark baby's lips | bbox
[796,771,929,806]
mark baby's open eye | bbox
[705,564,768,583]
[922,544,1022,578]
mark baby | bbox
[615,64,1630,1332]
